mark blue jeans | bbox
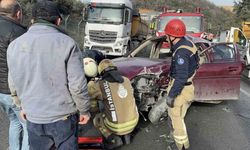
[0,93,29,150]
[27,114,79,150]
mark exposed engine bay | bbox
[131,74,168,112]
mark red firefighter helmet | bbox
[164,19,186,37]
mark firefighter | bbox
[83,57,100,113]
[149,19,199,150]
[82,50,106,112]
[87,59,139,149]
[165,19,199,150]
[82,49,105,82]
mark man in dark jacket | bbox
[0,0,28,150]
[7,1,90,150]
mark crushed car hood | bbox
[113,57,171,79]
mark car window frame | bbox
[200,42,237,64]
[126,36,166,58]
[195,42,211,64]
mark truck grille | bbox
[89,30,117,43]
[91,46,113,52]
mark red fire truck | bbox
[151,8,204,52]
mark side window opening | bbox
[134,42,153,58]
[125,9,131,23]
[210,44,236,62]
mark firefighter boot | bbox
[167,142,179,150]
[122,134,131,145]
[148,97,168,123]
[176,143,189,150]
[104,134,123,150]
[169,144,189,150]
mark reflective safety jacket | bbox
[168,37,199,98]
[88,77,139,135]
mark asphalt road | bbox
[118,76,250,150]
[1,76,250,150]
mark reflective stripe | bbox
[173,40,197,56]
[174,135,189,144]
[104,116,139,133]
[174,135,188,140]
[111,111,117,122]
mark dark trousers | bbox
[27,114,79,150]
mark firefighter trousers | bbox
[167,84,194,150]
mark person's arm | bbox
[87,80,103,100]
[8,72,27,120]
[67,43,90,124]
[168,49,190,98]
[8,72,21,108]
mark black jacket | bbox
[168,37,199,98]
[0,15,26,94]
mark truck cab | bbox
[84,0,133,56]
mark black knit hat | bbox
[32,0,62,20]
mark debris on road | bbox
[145,127,151,133]
[222,107,231,112]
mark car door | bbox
[194,43,244,101]
[229,28,249,66]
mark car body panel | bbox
[114,57,170,79]
[194,62,242,100]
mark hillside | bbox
[221,6,234,12]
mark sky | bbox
[208,0,237,6]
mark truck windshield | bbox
[157,16,202,33]
[87,7,123,24]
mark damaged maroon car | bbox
[113,36,245,112]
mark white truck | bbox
[83,0,148,56]
[218,27,250,78]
